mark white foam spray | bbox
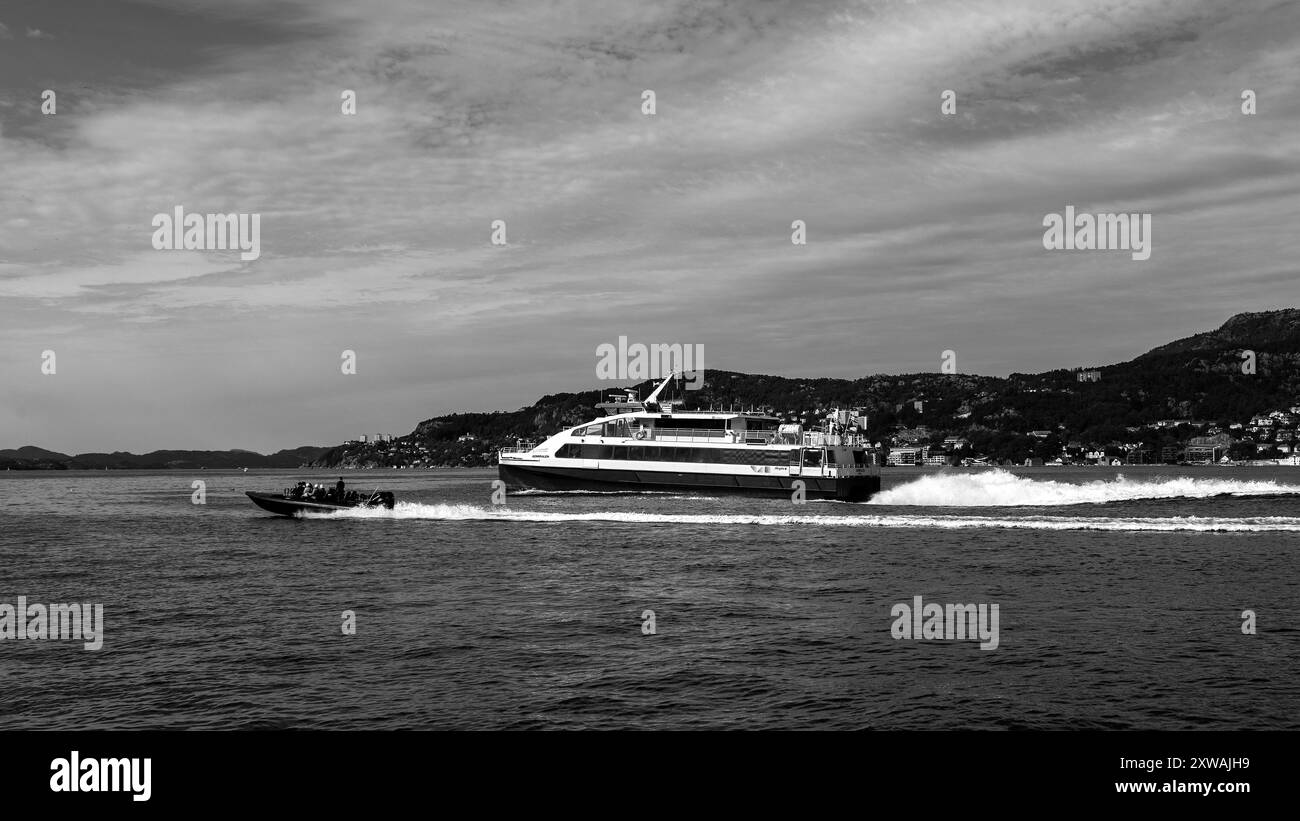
[867,470,1300,507]
[299,471,1300,532]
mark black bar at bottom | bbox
[0,730,1287,810]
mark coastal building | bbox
[887,446,926,466]
[1076,369,1101,383]
[1186,433,1234,463]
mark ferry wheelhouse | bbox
[498,373,881,501]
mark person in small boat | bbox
[336,477,345,501]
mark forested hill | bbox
[0,446,332,471]
[312,308,1300,468]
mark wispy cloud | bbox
[1,0,1298,451]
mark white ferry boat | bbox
[498,373,881,501]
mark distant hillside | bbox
[0,446,72,461]
[0,446,331,471]
[1142,309,1300,357]
[10,310,1297,471]
[0,446,73,469]
[312,309,1300,468]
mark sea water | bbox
[1,466,1297,729]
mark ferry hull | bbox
[498,463,879,501]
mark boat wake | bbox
[866,470,1300,507]
[303,503,1300,532]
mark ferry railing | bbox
[628,430,876,447]
[641,429,730,442]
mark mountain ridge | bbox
[0,446,332,471]
[8,309,1297,470]
[312,308,1300,468]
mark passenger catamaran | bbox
[498,372,881,501]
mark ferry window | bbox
[628,446,644,461]
[613,446,628,460]
[802,449,823,467]
[853,450,866,465]
[825,450,836,465]
[557,444,580,458]
[582,445,612,459]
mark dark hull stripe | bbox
[498,463,880,501]
[245,492,392,516]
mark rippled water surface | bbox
[2,466,1298,729]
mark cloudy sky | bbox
[1,0,1297,453]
